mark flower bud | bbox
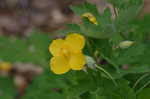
[119,41,134,49]
[82,12,98,25]
[0,62,12,71]
[85,56,96,70]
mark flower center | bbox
[61,45,71,59]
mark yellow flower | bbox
[82,12,98,25]
[49,33,86,74]
[0,62,12,71]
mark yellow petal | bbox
[69,52,86,70]
[49,39,64,56]
[50,56,70,74]
[65,33,85,52]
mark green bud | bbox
[85,56,96,70]
[119,41,134,49]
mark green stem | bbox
[136,80,150,94]
[95,64,118,86]
[100,53,120,73]
[86,38,94,57]
[133,73,150,89]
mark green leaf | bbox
[23,69,66,99]
[71,2,99,17]
[65,71,98,99]
[101,78,136,99]
[112,44,146,65]
[108,0,142,9]
[0,77,15,99]
[80,19,114,39]
[0,32,51,65]
[137,88,150,99]
[66,24,81,33]
[112,65,150,78]
[99,8,112,25]
[114,5,142,34]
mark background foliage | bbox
[1,0,150,99]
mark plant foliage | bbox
[1,0,150,99]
